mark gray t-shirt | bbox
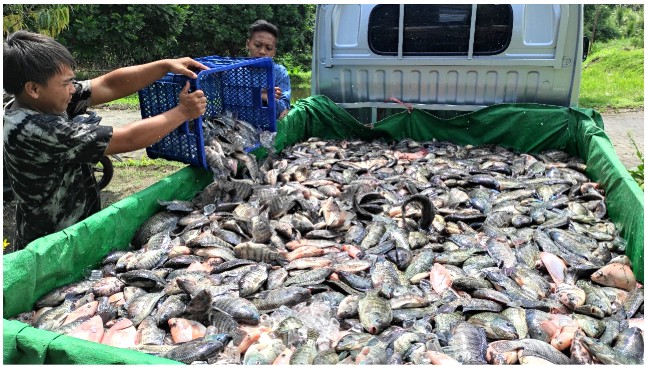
[3,80,113,251]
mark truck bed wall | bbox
[312,4,584,110]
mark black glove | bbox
[72,110,102,125]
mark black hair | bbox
[3,30,77,96]
[248,19,279,40]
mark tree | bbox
[57,5,189,68]
[270,5,316,69]
[171,4,316,70]
[171,5,275,58]
[3,5,70,37]
[584,4,644,45]
[54,5,315,71]
[590,5,600,46]
[18,5,316,72]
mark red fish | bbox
[63,301,98,325]
[238,324,271,354]
[168,317,206,343]
[68,315,104,343]
[102,318,136,348]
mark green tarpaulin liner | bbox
[3,95,643,364]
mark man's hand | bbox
[167,57,209,79]
[261,87,284,102]
[177,81,207,120]
[274,86,283,100]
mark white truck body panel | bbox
[312,4,585,119]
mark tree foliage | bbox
[3,4,70,37]
[58,5,189,68]
[173,5,274,58]
[54,4,314,71]
[584,4,644,46]
[164,5,315,69]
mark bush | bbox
[629,31,644,48]
[288,69,311,89]
[627,132,644,190]
[74,69,110,80]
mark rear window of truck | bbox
[368,4,512,56]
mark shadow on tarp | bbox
[3,95,643,364]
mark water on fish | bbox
[14,131,645,365]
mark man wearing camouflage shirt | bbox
[3,30,208,252]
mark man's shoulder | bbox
[4,107,39,125]
[273,63,290,82]
[273,63,288,73]
[4,108,65,126]
[4,108,78,144]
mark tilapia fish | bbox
[15,138,643,365]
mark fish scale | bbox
[283,267,332,287]
[237,265,268,297]
[126,249,167,271]
[206,295,256,323]
[371,256,402,290]
[358,291,393,334]
[155,294,188,326]
[234,242,286,266]
[252,286,311,313]
[445,322,488,364]
[360,222,387,249]
[485,237,517,274]
[161,338,228,364]
[514,338,578,364]
[403,250,435,279]
[131,212,181,249]
[136,316,165,345]
[118,269,166,288]
[127,292,164,327]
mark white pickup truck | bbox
[311,4,588,123]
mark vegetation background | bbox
[4,4,643,109]
[3,4,315,98]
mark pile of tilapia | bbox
[201,113,275,181]
[14,137,644,365]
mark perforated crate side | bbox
[138,56,275,170]
[197,63,276,133]
[138,81,207,168]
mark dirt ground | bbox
[3,107,644,250]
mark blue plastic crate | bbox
[138,56,276,169]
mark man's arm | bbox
[275,65,291,118]
[104,82,206,155]
[89,58,208,106]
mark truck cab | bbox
[312,4,587,123]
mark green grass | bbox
[627,131,644,189]
[579,38,644,112]
[112,156,185,167]
[104,93,140,109]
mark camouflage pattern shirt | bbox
[3,80,113,251]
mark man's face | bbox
[33,64,76,115]
[247,31,277,58]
